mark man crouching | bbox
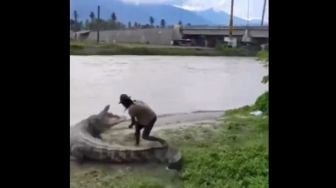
[119,94,166,146]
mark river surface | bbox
[70,55,268,125]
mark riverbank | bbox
[70,41,258,56]
[70,101,268,188]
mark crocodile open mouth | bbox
[105,115,127,125]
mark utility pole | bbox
[247,0,250,26]
[261,0,267,26]
[97,5,100,43]
[226,0,234,48]
[229,0,234,38]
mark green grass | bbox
[70,167,179,188]
[253,92,269,115]
[70,99,268,188]
[70,41,256,56]
[256,49,268,85]
[162,104,268,188]
[215,44,258,57]
[256,50,269,62]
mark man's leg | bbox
[142,117,167,146]
[135,124,143,146]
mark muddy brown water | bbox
[70,55,268,126]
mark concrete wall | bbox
[70,31,75,39]
[182,29,268,38]
[86,28,182,45]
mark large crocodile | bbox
[70,105,182,169]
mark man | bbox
[119,94,165,146]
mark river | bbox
[70,55,268,125]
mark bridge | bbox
[180,26,269,47]
[182,26,268,38]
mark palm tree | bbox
[111,12,117,22]
[70,19,75,25]
[89,12,95,23]
[149,16,154,27]
[72,10,80,31]
[84,19,89,29]
[73,10,78,24]
[160,19,166,28]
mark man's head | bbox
[119,94,134,109]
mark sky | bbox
[121,0,269,21]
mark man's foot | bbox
[167,158,183,171]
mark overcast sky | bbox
[121,0,269,20]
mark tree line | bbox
[70,10,187,31]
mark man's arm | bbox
[129,116,136,128]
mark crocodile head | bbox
[87,105,126,138]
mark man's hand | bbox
[129,116,136,129]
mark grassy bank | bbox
[168,106,268,187]
[70,95,268,188]
[256,50,269,62]
[70,41,257,56]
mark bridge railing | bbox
[182,25,269,30]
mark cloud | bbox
[177,0,268,20]
[121,0,175,4]
[121,0,268,21]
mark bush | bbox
[257,50,269,62]
[70,44,84,50]
[254,91,269,114]
[216,43,258,56]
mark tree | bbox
[73,10,78,24]
[149,16,154,27]
[70,19,75,31]
[108,12,117,29]
[78,21,83,30]
[89,12,95,22]
[111,12,117,22]
[117,22,126,29]
[70,19,75,25]
[178,20,182,26]
[84,19,89,29]
[72,10,80,31]
[160,19,166,28]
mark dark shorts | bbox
[137,116,157,136]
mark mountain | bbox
[70,0,211,25]
[193,9,266,26]
[194,9,248,26]
[70,0,260,26]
